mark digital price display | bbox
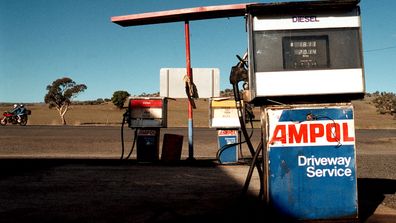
[283,36,329,70]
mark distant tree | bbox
[220,88,234,97]
[96,98,104,104]
[44,77,87,125]
[111,90,130,109]
[138,92,159,97]
[372,91,380,97]
[372,91,396,117]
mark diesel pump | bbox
[239,1,364,221]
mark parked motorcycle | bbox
[0,110,31,126]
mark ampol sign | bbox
[265,104,358,220]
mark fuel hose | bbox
[120,110,137,160]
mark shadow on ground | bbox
[358,178,396,222]
[0,159,393,223]
[0,159,268,223]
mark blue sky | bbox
[1,0,395,103]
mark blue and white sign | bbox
[266,104,358,220]
[218,130,239,164]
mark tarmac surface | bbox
[0,126,395,223]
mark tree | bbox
[138,92,159,97]
[220,88,234,97]
[111,90,130,109]
[44,77,87,125]
[372,91,396,117]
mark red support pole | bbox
[185,21,194,160]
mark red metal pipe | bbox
[185,21,194,159]
[185,21,192,116]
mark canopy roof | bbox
[111,1,360,27]
[111,3,253,27]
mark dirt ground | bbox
[0,126,395,223]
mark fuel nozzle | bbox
[229,54,248,85]
[230,53,248,101]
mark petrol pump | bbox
[125,97,168,162]
[232,1,364,221]
[209,98,242,164]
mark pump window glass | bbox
[282,35,329,70]
[253,28,362,72]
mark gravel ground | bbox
[0,126,395,222]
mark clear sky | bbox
[1,0,395,103]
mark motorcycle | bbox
[0,110,31,126]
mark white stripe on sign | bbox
[253,16,360,31]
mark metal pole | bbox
[185,20,194,160]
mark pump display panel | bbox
[282,35,329,70]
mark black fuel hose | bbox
[232,83,264,199]
[125,130,137,160]
[216,125,254,163]
[120,111,137,160]
[120,114,126,160]
[242,141,263,198]
[216,140,241,164]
